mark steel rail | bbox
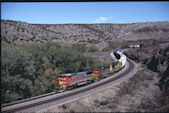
[2,59,134,113]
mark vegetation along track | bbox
[2,58,136,113]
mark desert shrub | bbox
[88,39,100,44]
[107,103,118,109]
[116,84,134,96]
[87,45,99,52]
[64,44,99,53]
[134,27,154,33]
[143,82,149,88]
[102,46,112,51]
[99,100,108,106]
[93,99,100,108]
[62,104,67,109]
[102,42,128,51]
[145,74,154,80]
[137,97,157,111]
[70,109,76,113]
[71,44,87,53]
[2,36,11,44]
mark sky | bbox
[1,2,169,24]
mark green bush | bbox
[5,92,20,102]
[1,43,104,104]
[87,45,99,52]
[71,44,87,53]
[102,42,128,51]
[64,44,99,53]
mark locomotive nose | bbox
[56,79,67,86]
[56,79,67,92]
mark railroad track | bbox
[2,58,137,113]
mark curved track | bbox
[2,58,137,113]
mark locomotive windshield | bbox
[58,75,66,79]
[58,74,71,79]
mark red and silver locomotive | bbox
[56,50,126,92]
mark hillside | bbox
[1,20,169,50]
[1,20,169,111]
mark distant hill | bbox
[1,20,169,47]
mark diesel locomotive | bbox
[56,50,127,92]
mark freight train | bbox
[56,50,127,92]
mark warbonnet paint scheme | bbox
[56,49,127,92]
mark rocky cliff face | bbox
[124,41,169,93]
[1,20,169,48]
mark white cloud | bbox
[94,16,112,23]
[99,17,107,21]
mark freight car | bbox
[56,50,127,92]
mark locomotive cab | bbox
[56,74,72,92]
[92,66,105,81]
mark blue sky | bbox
[1,2,169,24]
